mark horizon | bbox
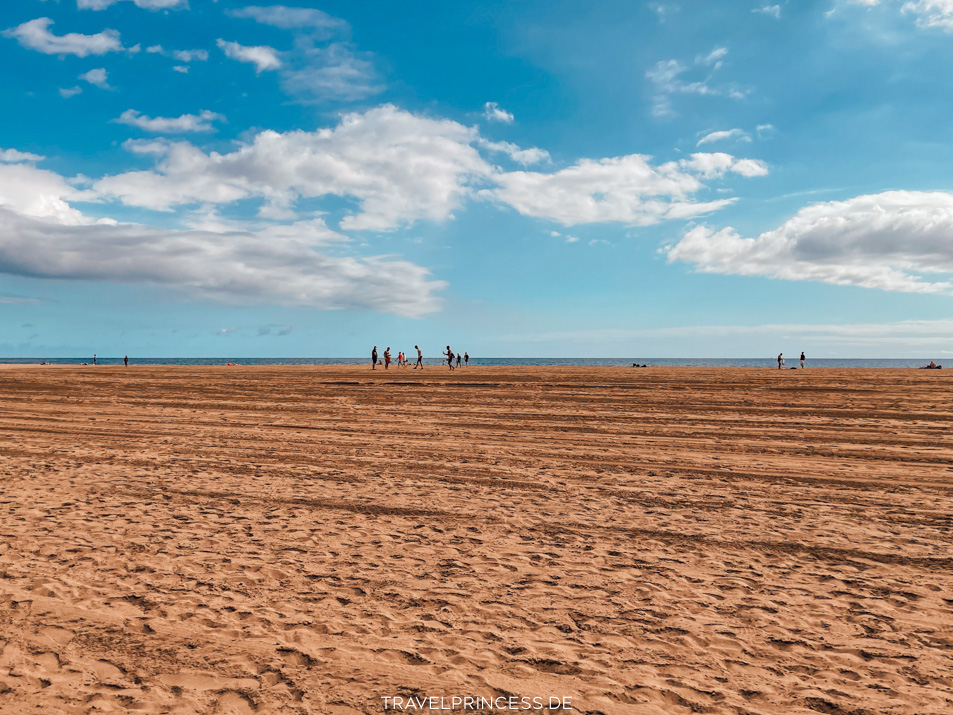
[1,1,952,358]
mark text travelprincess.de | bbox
[381,695,573,711]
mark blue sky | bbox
[1,0,952,358]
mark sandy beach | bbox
[0,365,951,714]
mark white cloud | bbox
[94,105,492,231]
[0,157,444,316]
[697,128,751,146]
[902,0,953,29]
[753,4,782,18]
[146,44,164,54]
[3,17,124,57]
[0,161,90,224]
[483,102,514,123]
[280,42,381,101]
[59,86,82,98]
[479,140,550,166]
[0,149,45,163]
[93,106,769,231]
[172,65,188,73]
[0,208,444,316]
[679,152,769,178]
[115,109,225,133]
[172,49,208,62]
[486,152,765,227]
[217,38,281,73]
[79,68,110,89]
[667,190,953,294]
[647,47,747,117]
[228,5,347,37]
[77,0,188,10]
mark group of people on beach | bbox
[371,346,469,370]
[778,352,807,369]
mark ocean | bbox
[0,357,940,368]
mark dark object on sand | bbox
[920,362,942,369]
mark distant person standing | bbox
[464,352,470,367]
[124,355,129,367]
[800,351,806,369]
[456,353,462,368]
[384,347,391,369]
[444,346,455,370]
[93,353,97,366]
[414,345,423,370]
[372,346,378,369]
[777,353,784,370]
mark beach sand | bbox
[0,365,951,714]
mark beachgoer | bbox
[124,355,128,367]
[384,347,391,369]
[372,346,378,369]
[444,346,455,370]
[456,353,461,368]
[415,345,423,370]
[800,351,805,369]
[777,353,784,370]
[464,352,469,367]
[93,353,97,366]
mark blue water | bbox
[0,357,939,368]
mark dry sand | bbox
[0,365,951,714]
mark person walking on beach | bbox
[800,351,806,369]
[414,345,423,370]
[456,352,462,368]
[444,346,455,370]
[93,354,97,366]
[464,351,469,367]
[124,355,128,367]
[372,346,378,369]
[384,347,391,369]
[778,353,784,370]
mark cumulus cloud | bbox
[0,208,444,316]
[217,38,281,73]
[486,153,765,227]
[667,190,953,294]
[0,149,44,163]
[483,102,514,123]
[94,105,492,231]
[0,156,444,316]
[753,4,782,18]
[679,152,768,177]
[115,109,225,133]
[60,86,83,98]
[902,0,953,29]
[697,128,751,146]
[226,6,377,102]
[228,5,347,37]
[78,0,188,9]
[479,140,550,166]
[0,161,90,224]
[79,68,111,89]
[3,17,124,57]
[91,105,768,230]
[172,48,208,62]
